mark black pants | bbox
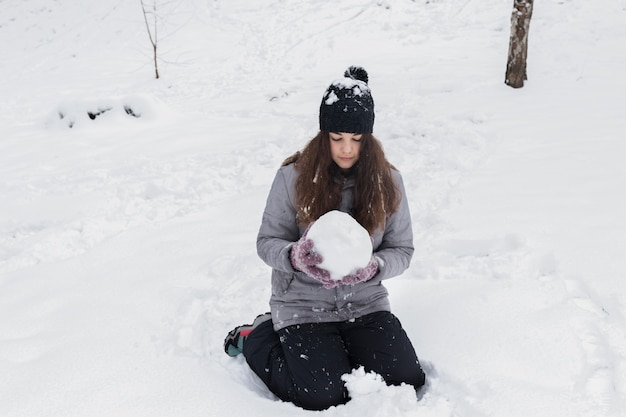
[243,311,426,411]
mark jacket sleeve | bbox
[256,166,300,273]
[374,171,414,280]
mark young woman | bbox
[224,66,426,410]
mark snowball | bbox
[307,210,372,281]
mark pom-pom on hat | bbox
[319,66,375,134]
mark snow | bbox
[306,210,373,280]
[325,91,340,105]
[1,0,626,416]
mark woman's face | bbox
[329,132,363,171]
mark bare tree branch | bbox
[141,0,160,79]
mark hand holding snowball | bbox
[289,225,335,287]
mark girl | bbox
[224,66,426,410]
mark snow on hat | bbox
[319,66,375,134]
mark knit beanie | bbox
[319,66,375,134]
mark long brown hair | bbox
[282,131,400,234]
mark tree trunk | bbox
[505,0,534,88]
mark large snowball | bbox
[307,210,373,281]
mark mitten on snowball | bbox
[289,224,334,287]
[337,256,379,286]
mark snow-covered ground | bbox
[1,1,626,416]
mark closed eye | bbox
[329,133,362,142]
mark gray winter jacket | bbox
[257,163,414,331]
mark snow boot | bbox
[223,313,272,357]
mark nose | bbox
[341,139,353,154]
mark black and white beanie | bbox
[319,66,375,134]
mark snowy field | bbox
[1,0,626,416]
